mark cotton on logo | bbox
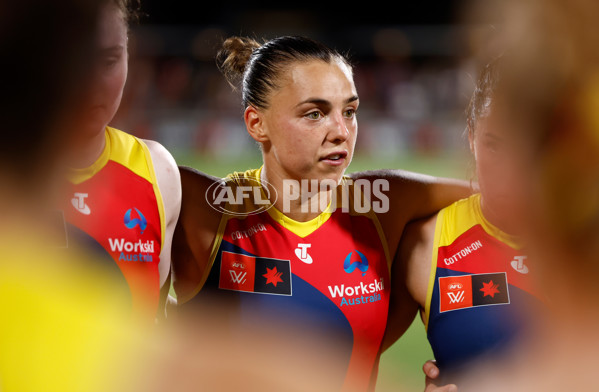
[229,270,247,284]
[511,256,529,274]
[447,291,465,304]
[295,243,313,264]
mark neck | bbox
[261,165,336,222]
[479,196,520,237]
[68,127,107,169]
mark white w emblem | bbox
[447,291,465,304]
[229,270,247,284]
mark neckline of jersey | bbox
[256,166,335,238]
[473,193,523,250]
[67,127,111,185]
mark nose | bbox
[327,112,350,143]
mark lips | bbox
[319,150,348,165]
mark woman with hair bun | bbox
[171,35,469,391]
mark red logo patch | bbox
[439,275,473,312]
[219,251,256,293]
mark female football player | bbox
[384,56,545,387]
[169,35,471,391]
[63,0,181,321]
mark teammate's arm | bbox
[349,169,471,256]
[351,169,470,221]
[382,213,436,350]
[169,166,223,305]
[389,214,455,391]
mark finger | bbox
[425,383,458,392]
[423,360,439,379]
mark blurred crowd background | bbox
[111,0,499,178]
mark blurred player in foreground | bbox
[169,35,470,391]
[430,0,599,390]
[0,0,161,390]
[383,56,545,389]
[62,0,181,321]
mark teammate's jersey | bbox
[64,127,165,320]
[425,194,541,380]
[181,168,391,391]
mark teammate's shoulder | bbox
[178,165,221,195]
[177,166,223,230]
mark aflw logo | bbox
[447,291,465,304]
[229,270,247,284]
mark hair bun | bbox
[216,36,261,89]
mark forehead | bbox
[97,4,127,47]
[275,59,356,103]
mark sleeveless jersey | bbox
[425,194,542,381]
[64,127,165,320]
[181,168,391,391]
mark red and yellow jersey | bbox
[180,168,391,391]
[64,127,165,321]
[425,194,542,380]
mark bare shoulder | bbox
[142,138,182,215]
[142,139,178,172]
[178,165,221,203]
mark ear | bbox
[244,105,269,143]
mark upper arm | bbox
[403,215,437,312]
[143,139,182,288]
[349,169,470,257]
[170,166,223,304]
[381,213,437,351]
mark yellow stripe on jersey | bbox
[226,167,335,239]
[69,127,153,184]
[438,194,522,250]
[106,127,154,183]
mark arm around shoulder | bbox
[169,165,224,305]
[382,212,438,351]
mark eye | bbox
[484,140,500,153]
[305,111,323,120]
[104,57,119,68]
[343,108,356,119]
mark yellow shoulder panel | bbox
[105,127,153,183]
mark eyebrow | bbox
[296,95,359,108]
[98,45,125,54]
